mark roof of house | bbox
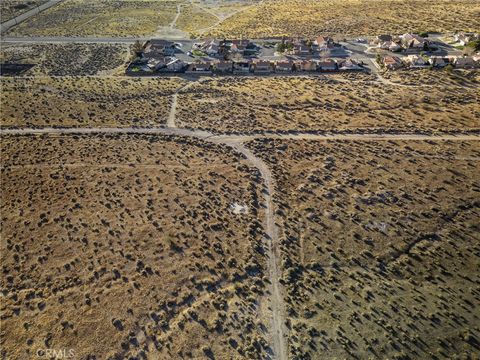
[429,56,448,64]
[253,60,271,67]
[295,59,316,65]
[148,39,175,48]
[318,58,337,65]
[383,56,402,64]
[454,56,474,64]
[276,60,293,68]
[316,36,333,44]
[402,33,427,44]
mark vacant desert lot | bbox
[175,3,218,33]
[176,73,480,134]
[1,77,187,127]
[0,0,49,22]
[7,0,179,37]
[0,43,129,76]
[382,68,480,87]
[191,0,257,19]
[246,138,480,359]
[1,134,270,359]
[204,0,480,38]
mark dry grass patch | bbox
[7,0,180,37]
[1,133,270,359]
[381,69,480,87]
[176,74,480,133]
[204,0,480,39]
[1,77,187,127]
[0,44,129,76]
[246,138,480,359]
[0,0,49,22]
[176,4,219,33]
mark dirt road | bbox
[230,142,288,360]
[3,127,479,142]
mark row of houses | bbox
[192,39,259,58]
[186,58,361,74]
[277,36,339,55]
[382,54,480,70]
[372,33,433,52]
[191,36,341,58]
[128,57,365,75]
[453,32,480,46]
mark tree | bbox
[132,41,144,57]
[466,39,480,52]
[276,42,286,53]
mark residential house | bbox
[275,60,294,72]
[219,39,257,57]
[405,54,427,67]
[473,52,480,63]
[338,59,363,71]
[379,41,402,52]
[233,60,251,74]
[428,56,448,68]
[314,36,335,49]
[185,61,213,74]
[202,39,220,56]
[150,57,186,72]
[318,58,338,71]
[454,32,479,46]
[146,58,160,70]
[251,60,272,73]
[401,33,429,50]
[292,43,311,56]
[383,55,403,70]
[294,60,317,71]
[214,60,233,73]
[453,56,476,68]
[144,39,177,57]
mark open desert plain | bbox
[1,1,480,360]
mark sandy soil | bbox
[204,0,480,38]
[1,77,187,128]
[245,138,480,359]
[0,43,129,76]
[1,133,271,359]
[7,0,180,37]
[176,72,480,134]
